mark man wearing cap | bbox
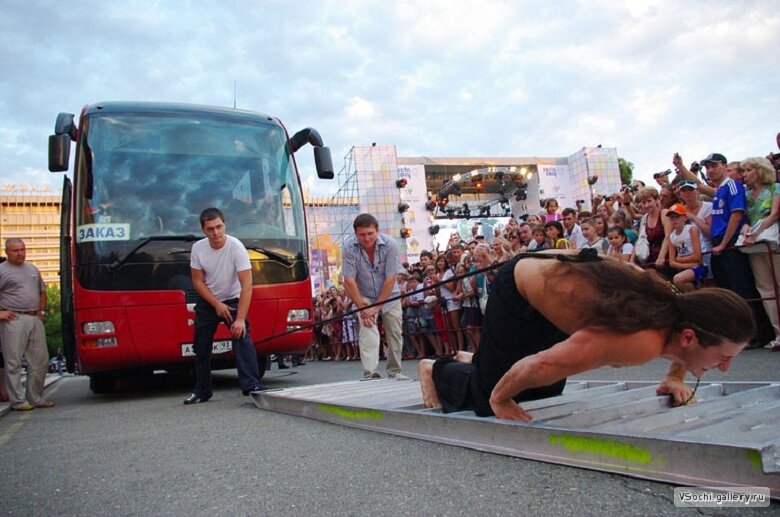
[0,238,54,411]
[342,213,408,380]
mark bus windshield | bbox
[72,111,307,290]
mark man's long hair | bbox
[545,259,755,346]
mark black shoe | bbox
[292,361,305,367]
[278,363,290,369]
[183,393,210,405]
[242,384,269,396]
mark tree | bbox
[44,284,62,357]
[618,157,634,185]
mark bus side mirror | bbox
[54,112,77,140]
[49,134,71,172]
[314,146,334,179]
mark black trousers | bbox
[192,299,262,397]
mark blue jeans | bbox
[192,298,262,397]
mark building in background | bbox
[0,184,62,286]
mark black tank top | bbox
[468,251,600,415]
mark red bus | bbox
[48,102,333,393]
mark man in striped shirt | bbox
[341,214,409,380]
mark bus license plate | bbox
[181,340,232,357]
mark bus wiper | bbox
[245,246,296,266]
[109,235,200,270]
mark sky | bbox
[2,0,778,197]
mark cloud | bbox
[0,0,778,193]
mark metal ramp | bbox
[252,380,780,496]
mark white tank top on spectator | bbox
[190,234,251,301]
[669,224,696,259]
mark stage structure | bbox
[306,145,622,289]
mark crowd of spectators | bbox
[306,134,780,360]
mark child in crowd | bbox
[607,226,633,262]
[579,217,608,254]
[528,224,547,250]
[526,214,542,225]
[609,211,637,244]
[544,198,562,222]
[544,221,572,249]
[664,204,706,292]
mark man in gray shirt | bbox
[0,238,53,411]
[341,214,408,380]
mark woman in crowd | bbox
[491,237,513,262]
[507,229,525,254]
[429,258,451,354]
[739,156,780,351]
[454,261,481,352]
[632,187,669,267]
[593,214,609,239]
[437,252,462,355]
[473,243,495,315]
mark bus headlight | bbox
[287,309,310,321]
[83,321,115,335]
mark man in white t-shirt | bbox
[184,208,265,404]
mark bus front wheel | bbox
[257,354,267,379]
[89,373,115,394]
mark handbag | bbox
[634,215,651,263]
[736,219,780,254]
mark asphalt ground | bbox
[0,349,778,516]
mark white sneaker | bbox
[389,373,411,381]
